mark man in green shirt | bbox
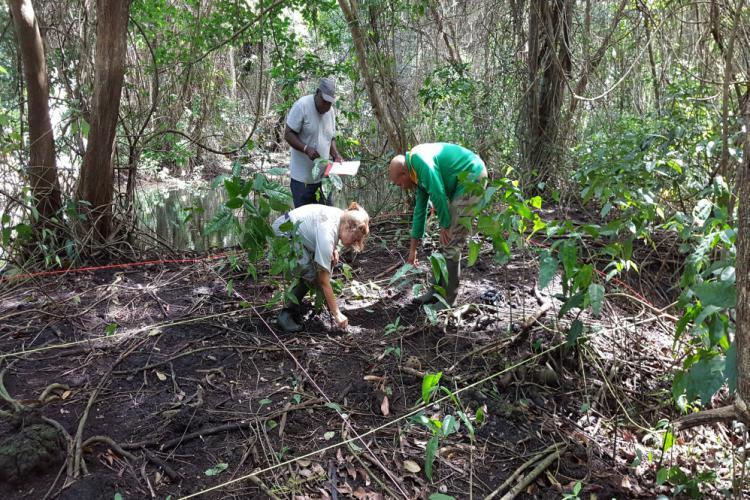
[388,143,487,309]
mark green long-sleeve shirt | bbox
[407,143,486,240]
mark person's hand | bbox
[333,311,348,329]
[334,154,344,163]
[304,145,320,160]
[406,250,418,266]
[332,249,340,267]
[440,228,452,246]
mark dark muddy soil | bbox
[0,216,738,499]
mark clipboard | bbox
[324,160,361,177]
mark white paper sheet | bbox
[324,160,360,176]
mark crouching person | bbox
[272,202,370,332]
[388,143,487,310]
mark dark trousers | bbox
[290,178,331,208]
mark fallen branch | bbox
[486,444,568,500]
[673,404,737,431]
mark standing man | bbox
[388,143,488,309]
[284,77,344,207]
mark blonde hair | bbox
[340,201,370,251]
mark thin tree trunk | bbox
[76,0,132,241]
[338,0,405,152]
[735,77,750,424]
[8,0,62,223]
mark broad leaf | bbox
[424,435,439,481]
[566,319,584,347]
[421,372,442,404]
[588,284,605,316]
[693,281,736,308]
[468,240,480,267]
[538,252,558,289]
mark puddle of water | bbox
[136,182,234,252]
[136,169,400,252]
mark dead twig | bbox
[485,443,568,500]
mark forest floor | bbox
[0,215,742,499]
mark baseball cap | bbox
[319,77,336,103]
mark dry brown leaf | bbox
[403,460,421,473]
[346,463,357,480]
[358,467,370,486]
[363,375,384,382]
[336,483,353,495]
[61,390,72,400]
[298,459,311,467]
[155,370,167,381]
[380,395,390,416]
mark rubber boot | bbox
[277,282,308,333]
[434,258,460,311]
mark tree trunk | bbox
[521,0,573,191]
[8,0,62,223]
[76,0,132,241]
[735,91,750,424]
[338,0,406,153]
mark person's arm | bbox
[420,168,451,231]
[410,186,429,241]
[407,237,420,265]
[317,268,348,328]
[329,139,343,163]
[284,125,319,160]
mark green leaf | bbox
[475,406,485,425]
[693,281,736,308]
[325,402,342,413]
[662,430,675,453]
[105,323,118,336]
[114,494,124,500]
[226,279,234,297]
[204,463,229,476]
[656,466,669,485]
[457,411,474,437]
[441,414,459,437]
[423,303,438,324]
[588,284,605,316]
[323,431,335,440]
[390,263,415,285]
[560,240,578,279]
[538,252,558,289]
[467,240,480,266]
[566,320,584,347]
[430,252,448,283]
[421,372,443,404]
[681,356,726,403]
[425,435,439,481]
[558,291,585,318]
[429,494,455,500]
[258,398,272,407]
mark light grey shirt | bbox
[286,94,336,184]
[287,204,342,274]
